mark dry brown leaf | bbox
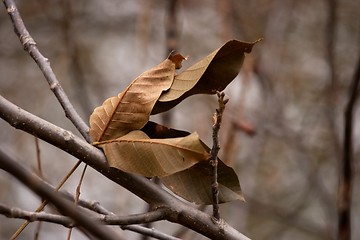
[96,130,210,177]
[89,53,186,142]
[152,39,261,114]
[88,40,256,204]
[141,121,189,139]
[161,160,244,204]
[141,121,244,204]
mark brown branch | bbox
[0,94,251,240]
[338,53,360,240]
[2,0,90,142]
[44,188,179,240]
[0,204,75,227]
[210,92,229,220]
[0,150,120,240]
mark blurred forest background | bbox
[1,0,360,239]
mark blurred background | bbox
[1,0,360,239]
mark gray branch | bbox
[0,150,120,240]
[2,0,90,142]
[0,203,167,226]
[0,94,251,240]
[0,203,179,240]
[1,1,250,238]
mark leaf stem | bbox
[210,91,228,220]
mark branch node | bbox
[62,130,74,142]
[6,5,15,13]
[20,35,36,49]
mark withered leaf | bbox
[96,130,210,177]
[152,39,261,114]
[141,121,189,139]
[88,40,254,204]
[89,53,186,142]
[161,160,244,204]
[142,122,244,204]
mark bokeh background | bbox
[1,0,360,239]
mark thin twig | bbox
[0,202,179,240]
[34,138,43,178]
[0,203,169,227]
[34,137,43,240]
[122,225,181,240]
[338,53,360,240]
[143,2,179,239]
[210,91,229,221]
[66,195,180,240]
[0,95,251,240]
[2,3,92,236]
[67,164,88,240]
[2,0,90,142]
[11,160,82,239]
[0,150,120,240]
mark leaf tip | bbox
[168,51,187,69]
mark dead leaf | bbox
[88,40,255,204]
[141,121,189,139]
[161,160,244,204]
[96,130,210,177]
[89,53,186,142]
[141,122,244,204]
[152,39,261,114]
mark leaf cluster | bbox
[89,40,259,204]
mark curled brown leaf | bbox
[96,130,210,177]
[89,54,185,142]
[152,39,261,114]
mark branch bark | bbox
[0,203,169,227]
[0,94,250,240]
[2,0,90,142]
[0,150,120,240]
[210,92,229,220]
[1,1,250,238]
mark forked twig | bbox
[10,160,82,239]
[2,1,92,238]
[0,149,120,240]
[0,94,251,240]
[210,91,229,220]
[0,202,179,240]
